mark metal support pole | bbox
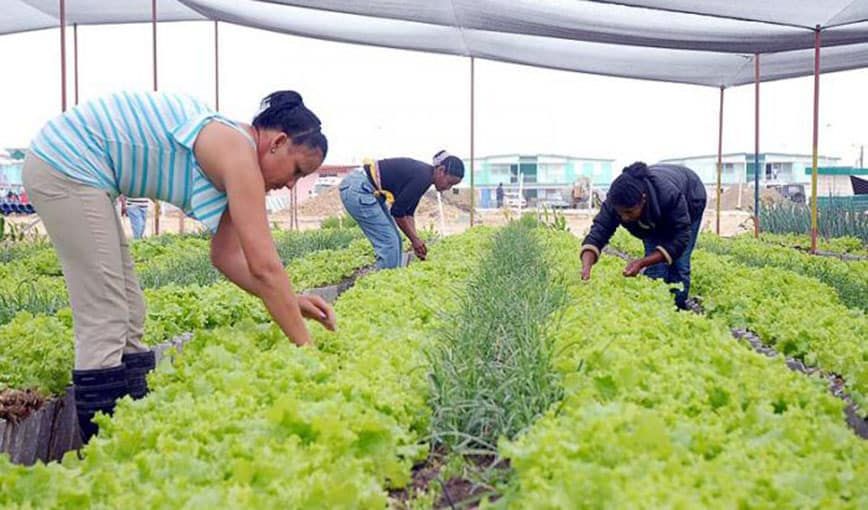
[437,192,446,236]
[290,191,294,231]
[716,86,724,235]
[151,0,158,92]
[205,20,223,232]
[469,57,475,227]
[754,53,760,238]
[811,27,822,252]
[214,21,220,111]
[292,188,299,230]
[59,0,67,112]
[73,23,79,105]
[152,0,161,236]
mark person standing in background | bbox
[496,182,504,209]
[120,196,150,239]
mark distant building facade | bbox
[659,152,842,195]
[459,154,615,208]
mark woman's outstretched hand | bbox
[299,295,336,331]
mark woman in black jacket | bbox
[580,162,707,309]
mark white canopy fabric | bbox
[4,0,868,87]
[1,0,204,34]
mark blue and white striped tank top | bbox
[30,91,254,232]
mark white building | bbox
[660,152,840,186]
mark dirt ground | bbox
[7,205,753,240]
[708,184,787,211]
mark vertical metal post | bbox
[437,192,446,236]
[716,86,724,235]
[291,188,296,230]
[754,53,760,237]
[469,57,475,227]
[151,0,158,92]
[811,27,822,252]
[59,0,67,112]
[294,191,298,230]
[73,23,79,105]
[214,21,220,111]
[152,0,161,236]
[292,188,299,231]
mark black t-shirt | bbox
[372,158,434,217]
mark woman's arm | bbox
[211,215,336,331]
[579,203,620,280]
[623,250,665,277]
[195,121,312,346]
[394,215,426,259]
[390,172,432,260]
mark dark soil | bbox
[0,388,45,423]
[353,265,377,279]
[389,451,507,509]
[388,454,446,505]
[435,477,489,509]
[435,455,508,509]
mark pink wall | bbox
[269,164,356,203]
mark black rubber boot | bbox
[73,365,128,443]
[122,350,156,400]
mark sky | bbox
[3,20,868,171]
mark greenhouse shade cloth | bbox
[6,0,868,87]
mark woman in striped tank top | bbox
[23,90,335,442]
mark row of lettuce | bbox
[0,229,494,508]
[497,229,865,508]
[0,229,363,325]
[754,232,868,257]
[1,225,864,508]
[0,229,373,397]
[610,230,867,412]
[699,233,868,312]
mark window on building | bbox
[539,163,566,183]
[765,162,790,181]
[519,162,538,183]
[747,161,765,180]
[778,163,793,181]
[489,164,511,183]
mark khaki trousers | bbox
[22,155,148,370]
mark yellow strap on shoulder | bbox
[363,158,395,205]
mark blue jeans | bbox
[339,170,402,269]
[643,216,702,309]
[127,205,147,239]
